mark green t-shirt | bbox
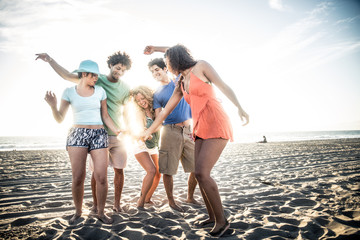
[96,74,130,135]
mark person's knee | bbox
[194,170,208,184]
[72,174,85,186]
[114,168,124,177]
[155,171,161,179]
[95,174,107,186]
[148,166,156,177]
[163,174,172,181]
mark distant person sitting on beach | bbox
[130,86,161,208]
[142,44,249,237]
[44,60,120,224]
[258,136,267,143]
[36,51,131,213]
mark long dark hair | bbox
[164,44,197,73]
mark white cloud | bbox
[269,0,285,11]
[249,1,360,78]
[335,15,360,25]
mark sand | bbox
[0,138,359,239]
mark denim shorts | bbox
[66,127,108,152]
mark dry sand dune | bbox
[0,138,359,239]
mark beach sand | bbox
[0,138,359,239]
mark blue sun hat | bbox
[72,60,100,75]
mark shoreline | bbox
[1,132,360,152]
[1,138,359,239]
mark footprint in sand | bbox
[11,217,38,227]
[45,202,64,208]
[289,199,317,207]
[280,206,295,213]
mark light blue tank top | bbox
[62,85,107,125]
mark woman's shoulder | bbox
[63,85,75,94]
[192,60,211,72]
[94,85,107,97]
[195,60,209,67]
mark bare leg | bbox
[113,168,124,212]
[186,172,200,204]
[91,148,112,224]
[194,138,229,235]
[193,186,215,227]
[67,147,88,224]
[163,174,183,212]
[134,152,156,208]
[90,173,97,213]
[145,154,161,203]
[193,140,215,226]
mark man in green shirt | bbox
[36,51,131,214]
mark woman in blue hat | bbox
[44,60,120,224]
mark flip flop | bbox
[209,220,230,238]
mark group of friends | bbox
[36,44,249,238]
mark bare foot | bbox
[97,214,113,224]
[186,198,201,205]
[113,205,122,212]
[169,203,184,212]
[210,220,230,237]
[145,200,154,205]
[90,205,98,214]
[137,198,145,208]
[194,218,215,228]
[69,213,81,224]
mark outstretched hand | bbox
[44,91,57,108]
[140,129,153,141]
[238,108,249,126]
[143,45,154,55]
[35,53,52,62]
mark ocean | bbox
[0,130,359,151]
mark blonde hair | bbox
[130,85,155,120]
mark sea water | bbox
[0,130,359,151]
[236,130,360,143]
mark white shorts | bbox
[134,140,158,156]
[89,135,127,172]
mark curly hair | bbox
[107,51,132,70]
[130,85,155,117]
[164,44,197,73]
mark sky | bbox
[0,0,359,140]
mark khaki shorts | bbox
[159,124,195,175]
[89,135,127,171]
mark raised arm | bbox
[200,61,249,126]
[44,91,70,123]
[35,53,79,84]
[101,99,121,135]
[143,45,169,55]
[143,88,183,140]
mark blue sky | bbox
[0,0,359,139]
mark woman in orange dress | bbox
[143,44,249,237]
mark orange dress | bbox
[181,72,233,141]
